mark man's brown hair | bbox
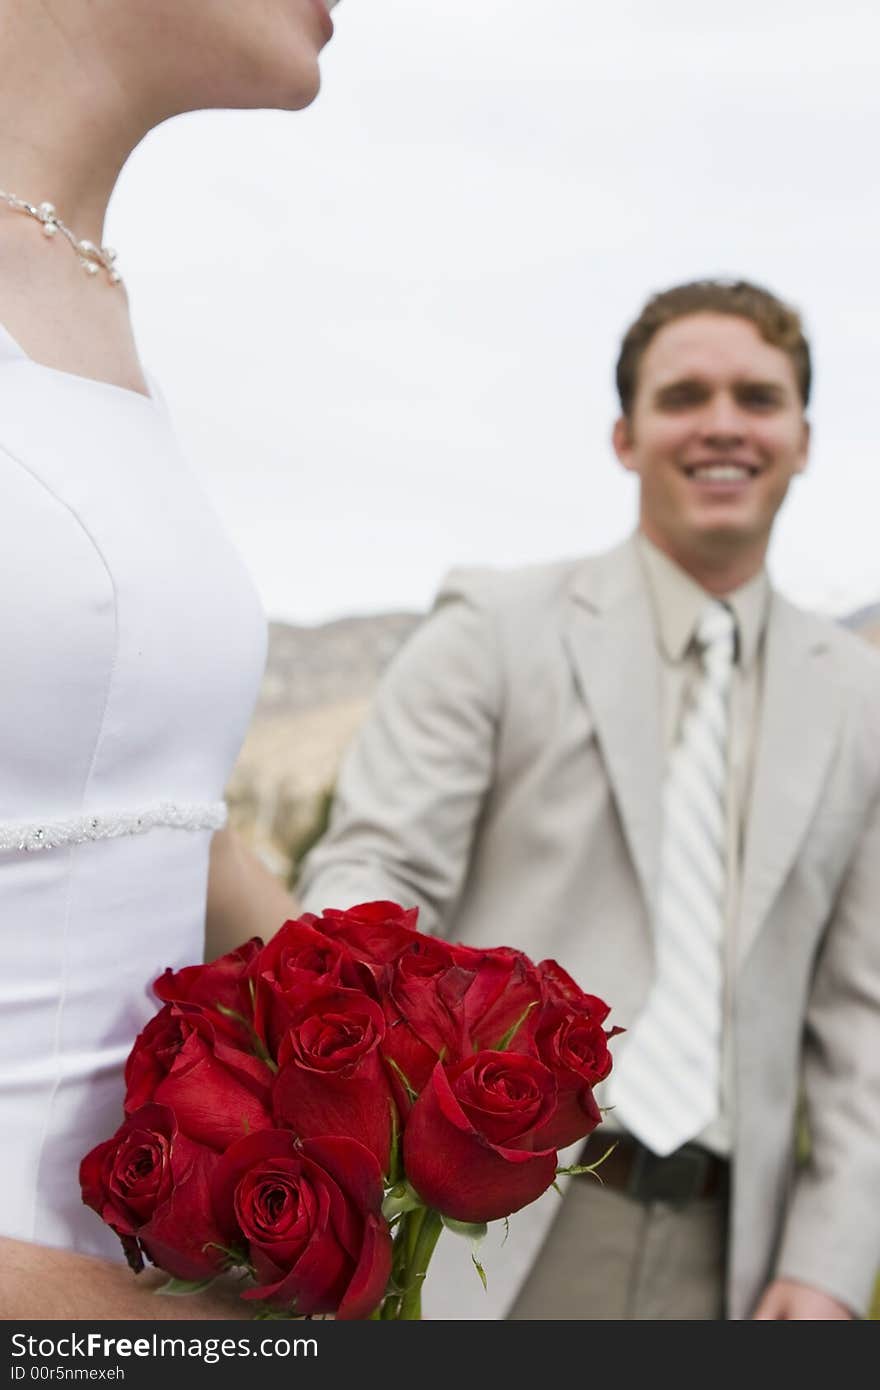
[615,278,812,416]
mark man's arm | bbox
[769,782,880,1317]
[297,573,502,935]
[0,1236,254,1320]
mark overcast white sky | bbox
[109,0,880,624]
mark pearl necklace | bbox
[0,187,122,286]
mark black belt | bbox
[579,1130,730,1206]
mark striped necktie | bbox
[609,600,737,1157]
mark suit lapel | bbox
[737,595,841,965]
[564,541,663,922]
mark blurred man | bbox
[299,279,880,1320]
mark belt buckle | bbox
[627,1142,710,1206]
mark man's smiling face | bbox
[613,311,810,573]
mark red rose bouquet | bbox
[80,901,620,1319]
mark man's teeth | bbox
[690,465,752,480]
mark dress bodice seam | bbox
[0,436,121,832]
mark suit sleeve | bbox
[296,569,503,936]
[775,780,880,1316]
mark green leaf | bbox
[556,1140,618,1181]
[201,1242,252,1273]
[382,1181,424,1221]
[441,1214,489,1292]
[501,1217,510,1246]
[215,1004,279,1074]
[215,1003,251,1027]
[440,1216,488,1242]
[155,1276,217,1297]
[492,1001,539,1052]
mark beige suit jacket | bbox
[299,537,880,1320]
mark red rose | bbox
[512,966,620,1149]
[403,1055,559,1222]
[162,1036,273,1153]
[379,935,477,1106]
[518,1007,615,1149]
[125,1005,274,1151]
[537,958,613,1024]
[80,1104,224,1281]
[535,1007,616,1086]
[212,1130,391,1319]
[313,912,545,1096]
[273,987,394,1174]
[455,945,545,1053]
[154,938,263,1049]
[316,901,421,977]
[124,1005,190,1111]
[248,916,363,1056]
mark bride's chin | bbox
[285,70,323,112]
[184,46,323,116]
[252,55,324,113]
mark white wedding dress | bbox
[0,322,267,1258]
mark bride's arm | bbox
[0,1236,254,1320]
[204,827,298,960]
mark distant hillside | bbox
[227,612,421,875]
[254,614,420,718]
[227,600,880,879]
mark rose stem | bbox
[397,1210,444,1320]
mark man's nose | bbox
[699,393,746,444]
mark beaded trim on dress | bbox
[0,800,228,853]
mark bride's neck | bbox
[0,7,151,243]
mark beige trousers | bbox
[508,1175,728,1320]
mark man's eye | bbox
[657,386,705,408]
[738,388,781,409]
